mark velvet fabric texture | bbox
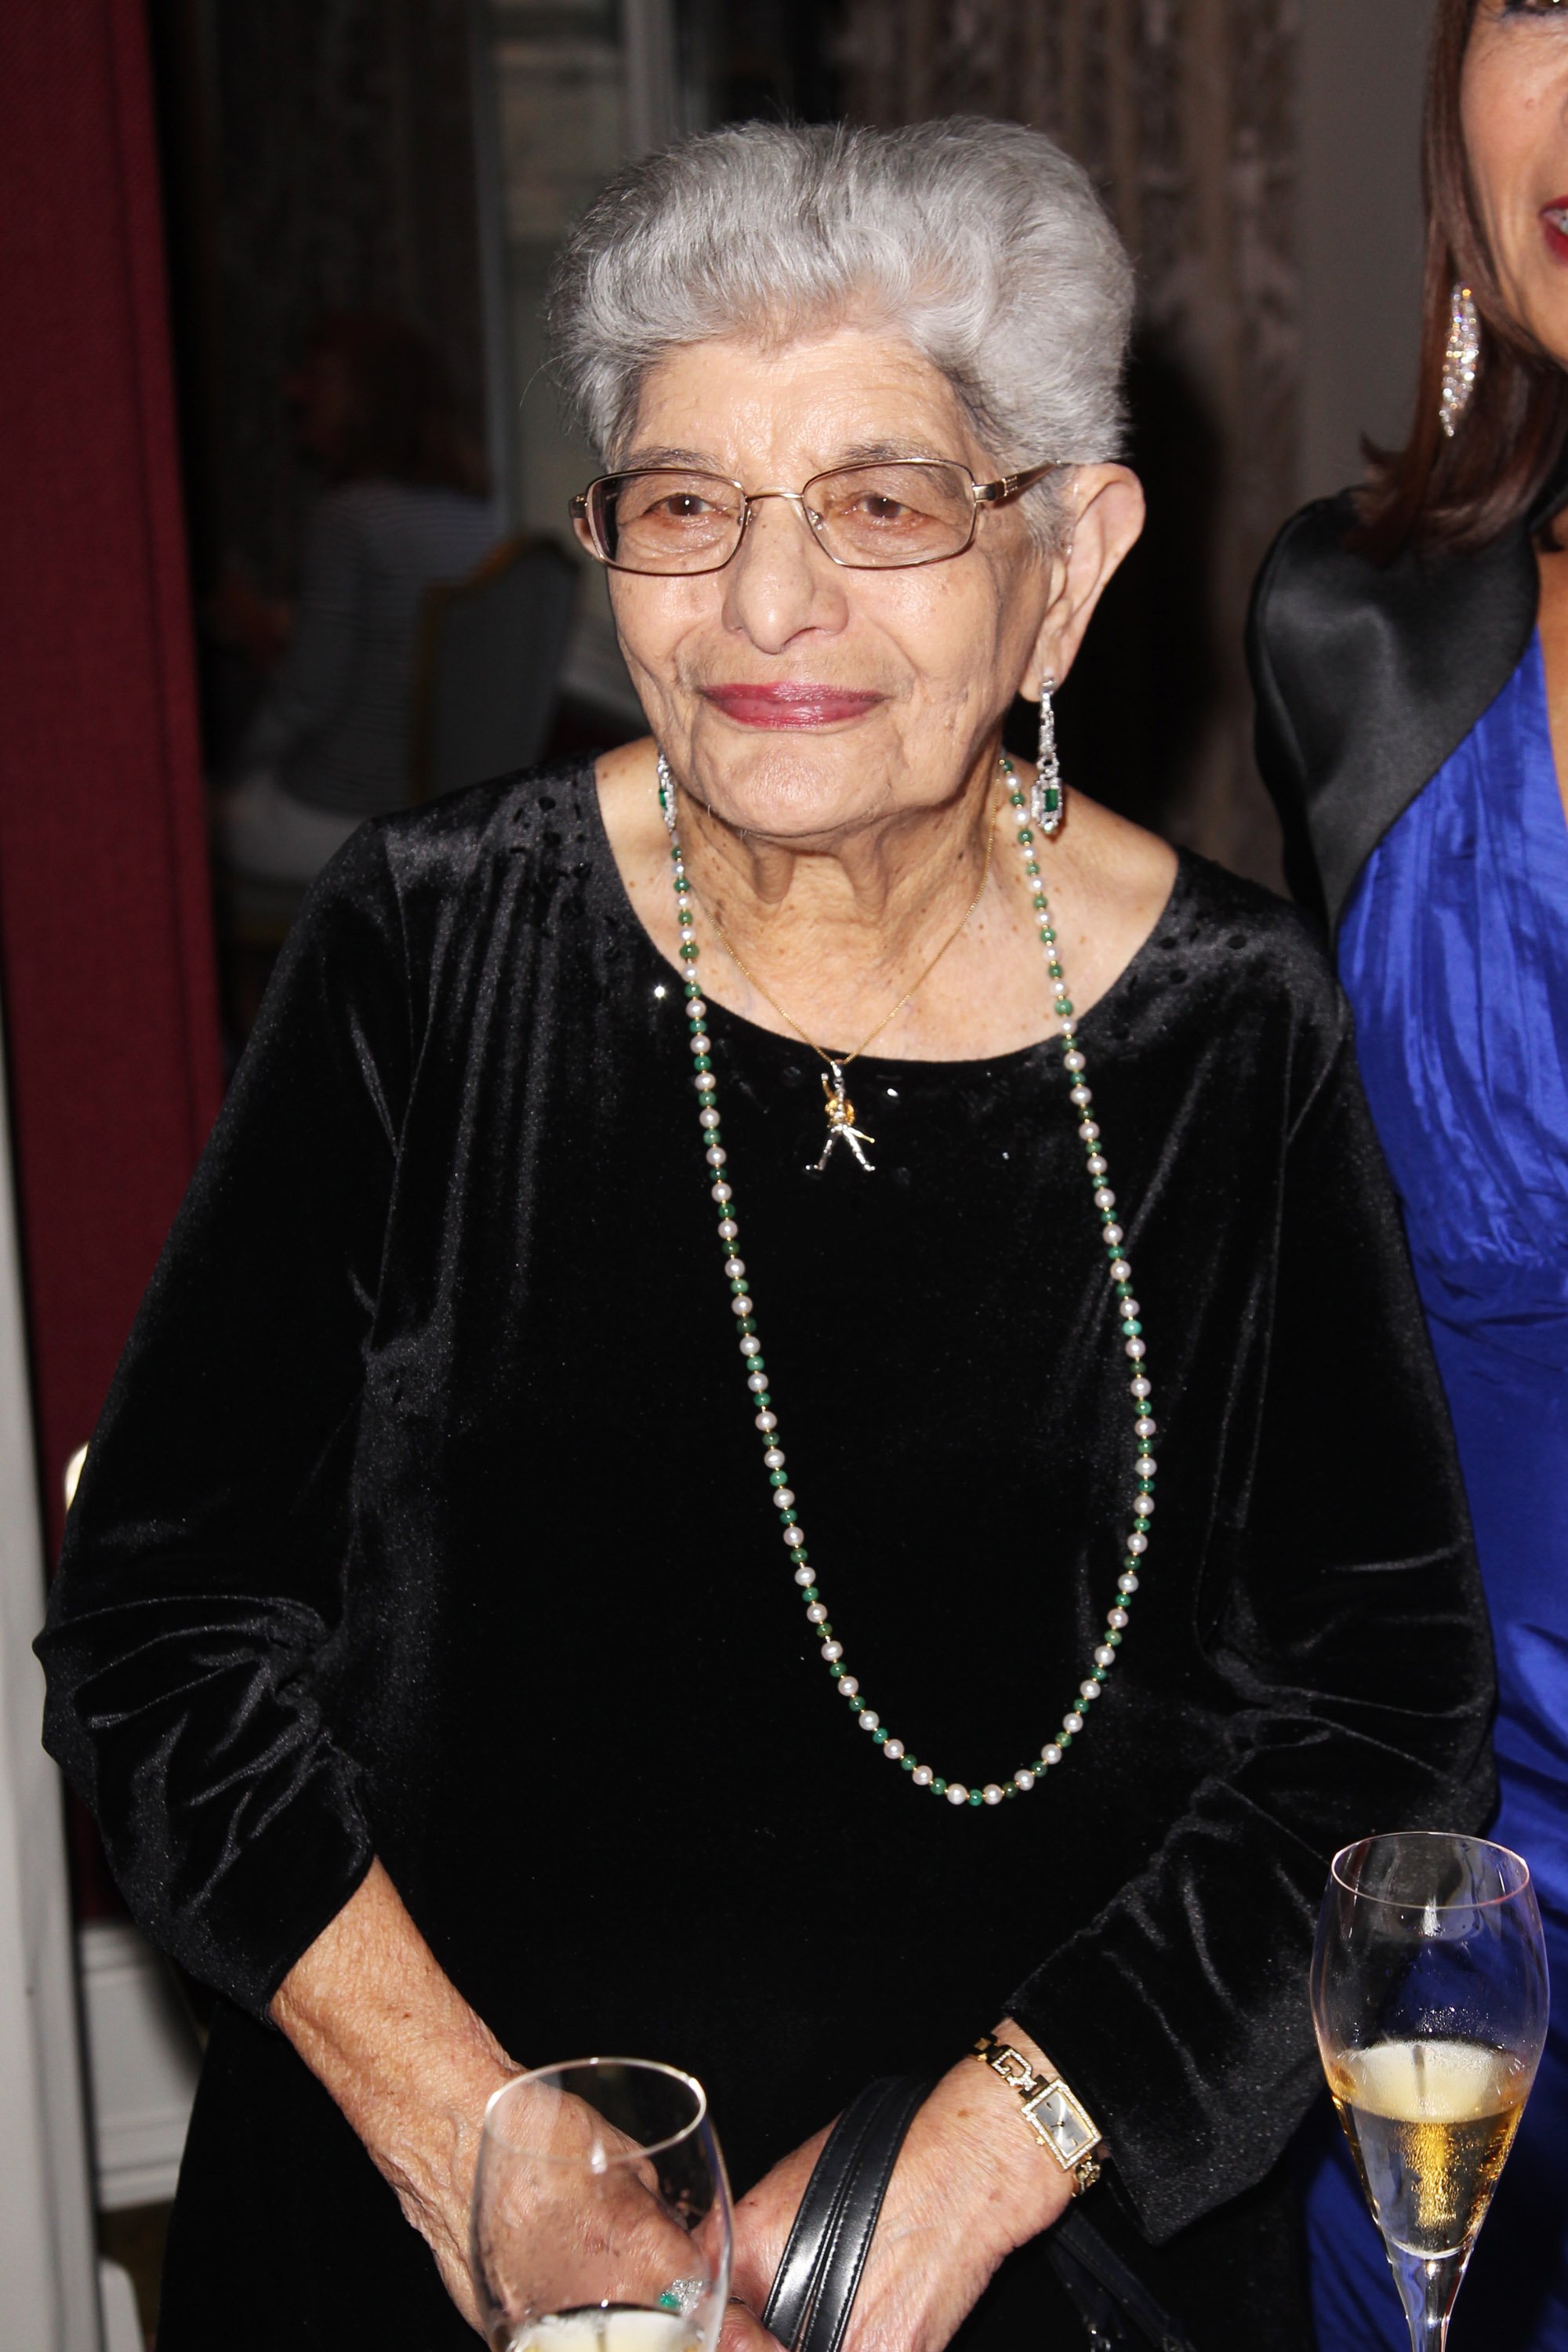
[38,760,1494,2348]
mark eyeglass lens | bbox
[583,462,980,572]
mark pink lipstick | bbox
[703,683,882,728]
[1543,201,1568,265]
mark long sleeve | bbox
[37,823,412,2016]
[1007,1009,1496,2245]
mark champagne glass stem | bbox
[1387,2244,1468,2352]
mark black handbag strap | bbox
[761,2074,933,2352]
[760,2071,1196,2352]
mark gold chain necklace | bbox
[659,757,997,1174]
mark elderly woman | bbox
[41,120,1490,2350]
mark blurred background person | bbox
[1250,3,1568,2346]
[209,314,499,887]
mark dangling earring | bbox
[1033,678,1064,836]
[1440,285,1480,440]
[656,748,677,833]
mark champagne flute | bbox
[470,2057,732,2352]
[1311,1832,1550,2352]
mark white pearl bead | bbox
[1080,1120,1100,1144]
[1015,1769,1036,1791]
[763,1446,785,1468]
[983,1784,1005,1806]
[783,1525,804,1545]
[724,1258,746,1279]
[740,1335,761,1356]
[1080,1679,1102,1701]
[695,1072,717,1093]
[913,1766,934,1788]
[1070,1085,1092,1108]
[1112,1261,1132,1283]
[706,1145,727,1167]
[1105,1224,1124,1247]
[700,1109,721,1131]
[773,1487,795,1509]
[807,1602,827,1624]
[1065,1712,1083,1734]
[1094,1645,1116,1668]
[731,1294,753,1316]
[1136,1455,1156,1478]
[1109,1607,1129,1631]
[820,1639,842,1661]
[1135,1416,1155,1438]
[1044,1744,1062,1766]
[947,1784,970,1806]
[719,1218,739,1240]
[1094,1186,1115,1210]
[1064,1050,1086,1072]
[711,1181,732,1203]
[1134,1494,1154,1515]
[885,1740,905,1761]
[839,1676,859,1697]
[1119,1572,1140,1595]
[1124,1299,1140,1319]
[1125,1338,1146,1361]
[687,999,707,1022]
[1127,1532,1148,1555]
[690,1034,711,1055]
[1087,1155,1108,1178]
[754,1411,777,1431]
[746,1370,768,1392]
[859,1711,880,1732]
[793,1564,815,1585]
[1131,1374,1150,1398]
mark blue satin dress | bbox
[1306,633,1568,2350]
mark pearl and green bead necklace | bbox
[657,749,1157,1811]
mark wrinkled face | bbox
[604,325,1058,843]
[1464,1,1568,365]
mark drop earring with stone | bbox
[1033,677,1065,836]
[1440,283,1480,440]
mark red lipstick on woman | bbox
[1541,201,1568,266]
[703,683,883,728]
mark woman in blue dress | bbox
[1250,5,1568,2344]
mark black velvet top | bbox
[38,760,1494,2350]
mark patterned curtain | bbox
[837,0,1298,884]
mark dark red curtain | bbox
[0,0,223,1559]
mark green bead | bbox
[695,1055,712,1072]
[968,1789,982,1806]
[902,1756,916,1771]
[731,1277,746,1294]
[679,942,699,960]
[829,1662,843,1678]
[933,1778,948,1795]
[769,1469,787,1486]
[1008,791,1025,809]
[849,1697,863,1712]
[782,1508,797,1524]
[753,1391,772,1407]
[740,1318,756,1336]
[1116,1281,1131,1298]
[1055,996,1074,1016]
[873,1728,887,1744]
[1059,1732,1073,1748]
[1109,1630,1123,1646]
[803,1584,818,1600]
[1122,1319,1142,1338]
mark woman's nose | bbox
[720,494,848,648]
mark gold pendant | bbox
[811,1061,876,1174]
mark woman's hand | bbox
[728,2020,1075,2352]
[272,1860,517,2329]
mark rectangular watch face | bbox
[1025,2083,1098,2165]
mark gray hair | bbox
[546,118,1134,546]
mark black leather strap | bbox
[761,2074,932,2352]
[760,2071,1196,2352]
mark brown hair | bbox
[306,314,488,497]
[1355,0,1568,560]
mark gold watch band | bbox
[971,2034,1104,2196]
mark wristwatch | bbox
[971,2034,1104,2195]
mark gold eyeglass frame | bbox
[569,458,1060,575]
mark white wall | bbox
[0,1021,101,2350]
[1298,0,1436,503]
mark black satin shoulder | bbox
[1247,492,1540,934]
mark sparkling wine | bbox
[1328,2040,1529,2259]
[493,2306,702,2352]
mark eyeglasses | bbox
[570,458,1058,576]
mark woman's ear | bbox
[1022,465,1145,696]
